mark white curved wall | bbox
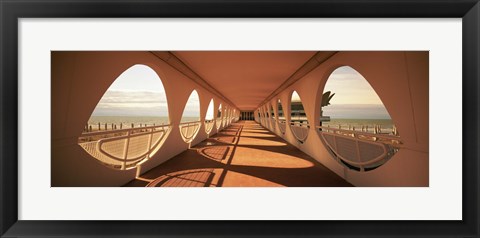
[52,51,238,186]
[52,51,427,187]
[258,51,428,186]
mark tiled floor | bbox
[124,121,352,187]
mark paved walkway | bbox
[124,121,352,187]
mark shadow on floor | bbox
[124,121,352,187]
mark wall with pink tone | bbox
[52,51,427,187]
[52,52,237,186]
[260,51,428,186]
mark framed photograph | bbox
[1,0,479,237]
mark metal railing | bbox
[316,126,402,146]
[326,124,398,136]
[289,121,310,143]
[266,116,272,129]
[278,120,286,134]
[78,124,171,170]
[179,120,201,143]
[316,126,402,171]
[268,117,274,128]
[204,119,215,134]
[216,118,223,129]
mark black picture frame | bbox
[1,0,479,237]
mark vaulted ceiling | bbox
[172,51,316,111]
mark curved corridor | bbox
[52,51,428,187]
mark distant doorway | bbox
[240,111,254,120]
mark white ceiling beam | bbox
[150,51,238,109]
[257,51,338,108]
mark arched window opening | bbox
[227,107,232,125]
[269,103,275,130]
[277,98,286,134]
[216,103,223,129]
[222,105,228,127]
[267,104,274,129]
[262,105,269,128]
[317,66,401,172]
[261,106,266,126]
[78,64,171,170]
[226,107,231,126]
[179,90,201,144]
[256,108,260,123]
[205,99,215,134]
[290,91,310,143]
[270,103,275,120]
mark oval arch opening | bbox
[78,64,171,170]
[318,66,401,172]
[216,103,223,129]
[179,89,201,143]
[289,91,310,143]
[205,98,215,134]
[277,98,286,134]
